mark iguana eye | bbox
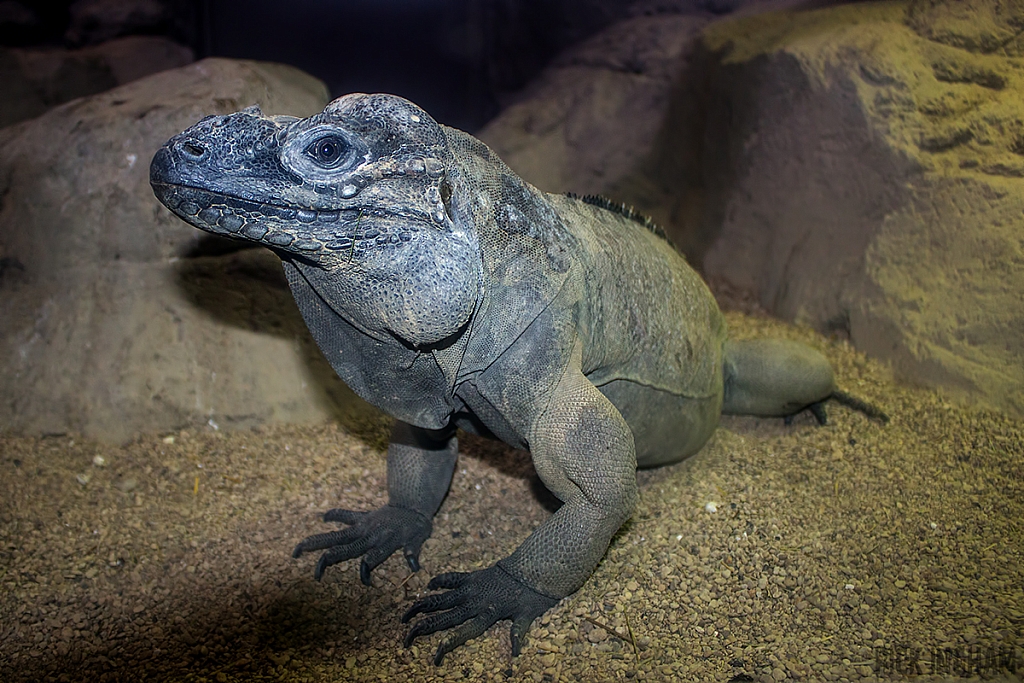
[305,136,348,167]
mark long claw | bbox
[313,536,374,580]
[315,554,329,582]
[402,589,467,623]
[360,559,372,586]
[432,617,492,665]
[361,544,396,585]
[511,612,539,657]
[405,551,421,572]
[404,605,472,646]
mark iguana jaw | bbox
[150,180,436,258]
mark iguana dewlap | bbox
[151,94,885,664]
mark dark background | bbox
[4,0,703,130]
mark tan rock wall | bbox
[699,2,1024,415]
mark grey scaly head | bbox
[150,94,481,348]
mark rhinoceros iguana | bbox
[150,93,886,664]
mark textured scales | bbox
[150,94,887,665]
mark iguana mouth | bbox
[153,181,435,254]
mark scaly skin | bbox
[151,94,886,664]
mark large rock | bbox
[0,58,359,441]
[696,1,1024,416]
[478,12,710,195]
[480,0,1024,417]
[477,0,849,250]
[0,36,194,128]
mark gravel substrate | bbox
[1,311,1021,682]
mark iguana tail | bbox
[830,390,890,424]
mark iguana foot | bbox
[402,565,558,665]
[292,505,432,584]
[784,401,828,426]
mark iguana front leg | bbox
[293,420,457,583]
[404,364,639,663]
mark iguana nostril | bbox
[180,140,207,159]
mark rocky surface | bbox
[697,0,1024,417]
[480,0,1024,418]
[1,312,1021,682]
[478,12,708,197]
[477,0,830,197]
[0,35,194,128]
[0,58,356,442]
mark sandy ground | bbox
[1,311,1022,683]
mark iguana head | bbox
[151,94,481,347]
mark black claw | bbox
[784,414,794,426]
[404,618,431,646]
[432,635,460,665]
[405,552,421,572]
[314,554,329,581]
[402,597,431,624]
[360,559,372,586]
[510,621,526,657]
[291,543,304,559]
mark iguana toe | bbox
[293,504,432,583]
[403,565,558,664]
